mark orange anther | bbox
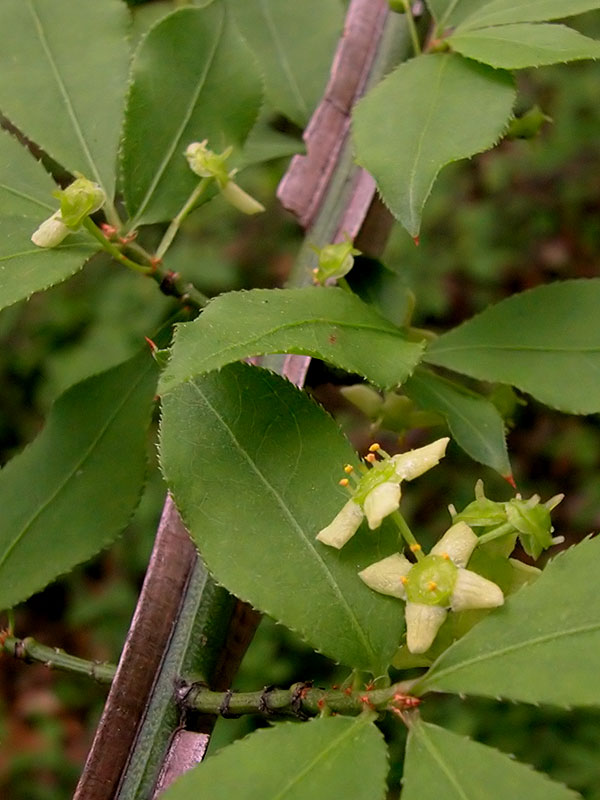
[365,453,376,463]
[410,543,422,552]
[427,581,438,592]
[339,478,349,487]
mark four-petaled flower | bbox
[316,438,449,549]
[358,521,504,653]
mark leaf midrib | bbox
[409,374,501,462]
[421,619,600,690]
[174,315,420,376]
[0,183,54,212]
[129,7,225,225]
[427,343,600,356]
[26,0,104,189]
[0,360,153,572]
[407,56,449,231]
[258,0,307,119]
[188,379,378,668]
[412,722,471,800]
[272,717,370,800]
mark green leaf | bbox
[352,54,515,237]
[241,106,305,167]
[415,536,600,706]
[449,23,600,69]
[161,716,388,800]
[425,0,482,29]
[160,362,405,673]
[403,719,579,800]
[424,279,600,414]
[458,0,600,31]
[403,369,511,476]
[158,287,425,395]
[225,0,342,127]
[0,129,99,311]
[0,0,129,202]
[121,1,262,226]
[0,351,158,611]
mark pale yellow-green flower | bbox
[359,521,504,653]
[316,438,449,549]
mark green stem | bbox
[392,510,425,560]
[83,218,209,310]
[83,218,152,274]
[2,635,116,685]
[156,178,210,260]
[476,522,517,546]
[402,0,422,55]
[179,678,419,719]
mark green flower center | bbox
[405,555,458,606]
[353,460,397,505]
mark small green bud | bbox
[185,140,232,186]
[56,177,105,229]
[506,497,553,559]
[311,237,361,284]
[506,105,552,140]
[388,0,406,12]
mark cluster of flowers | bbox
[316,439,505,654]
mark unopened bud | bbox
[185,140,232,185]
[57,177,105,229]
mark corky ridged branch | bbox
[1,633,116,685]
[177,679,419,720]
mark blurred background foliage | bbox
[1,7,599,799]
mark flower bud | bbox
[506,498,553,559]
[185,140,232,185]
[31,211,70,248]
[312,237,361,284]
[57,177,105,229]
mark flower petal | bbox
[31,211,70,248]
[316,500,364,549]
[451,569,504,612]
[431,521,478,568]
[363,481,401,529]
[358,553,411,599]
[391,437,449,481]
[405,602,447,654]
